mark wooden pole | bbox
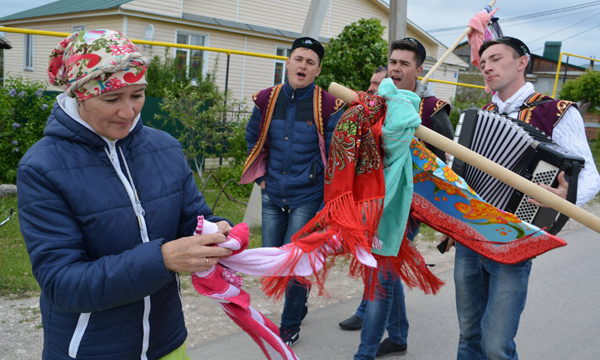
[328,82,600,235]
[421,0,496,84]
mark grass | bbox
[0,195,40,297]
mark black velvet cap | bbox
[479,36,530,58]
[291,37,324,60]
[402,37,426,65]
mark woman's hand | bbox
[216,220,232,236]
[161,233,232,273]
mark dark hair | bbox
[374,65,388,77]
[479,40,521,60]
[478,37,530,59]
[479,37,531,80]
[389,38,425,67]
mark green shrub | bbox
[145,51,193,98]
[224,119,250,167]
[559,70,600,113]
[206,164,252,199]
[154,56,247,170]
[0,77,55,183]
[316,18,388,91]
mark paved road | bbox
[189,226,600,359]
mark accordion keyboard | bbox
[513,161,558,223]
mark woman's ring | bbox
[206,258,210,266]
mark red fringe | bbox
[359,237,445,301]
[260,192,445,301]
[261,192,384,300]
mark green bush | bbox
[145,52,193,98]
[225,119,250,167]
[316,18,388,91]
[208,164,252,198]
[0,77,55,183]
[154,55,247,171]
[559,70,600,113]
[448,98,491,130]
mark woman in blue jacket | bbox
[17,30,232,360]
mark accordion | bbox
[449,109,585,235]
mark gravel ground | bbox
[1,199,598,359]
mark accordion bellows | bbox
[450,109,584,234]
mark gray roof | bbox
[0,0,133,22]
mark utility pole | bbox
[389,0,408,49]
[301,0,331,39]
[244,0,333,228]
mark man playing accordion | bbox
[448,37,600,360]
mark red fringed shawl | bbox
[261,92,444,300]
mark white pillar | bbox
[242,183,263,228]
[389,0,408,48]
[302,0,331,39]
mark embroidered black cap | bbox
[479,36,530,57]
[479,36,531,68]
[402,37,427,65]
[291,37,325,61]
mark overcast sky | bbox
[2,0,599,65]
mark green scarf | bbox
[374,79,422,256]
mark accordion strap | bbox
[518,98,554,111]
[486,98,555,117]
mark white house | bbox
[1,0,468,103]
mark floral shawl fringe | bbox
[261,92,444,300]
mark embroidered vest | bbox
[240,84,344,184]
[419,96,451,153]
[483,92,576,137]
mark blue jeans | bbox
[454,243,532,360]
[353,218,419,360]
[354,217,420,319]
[354,269,408,360]
[261,190,321,332]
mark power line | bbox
[531,23,600,52]
[560,23,600,41]
[526,11,600,44]
[427,1,600,33]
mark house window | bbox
[420,68,433,90]
[175,32,207,82]
[273,47,291,85]
[23,34,33,71]
[72,25,87,32]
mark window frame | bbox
[174,30,209,82]
[23,34,33,71]
[420,67,433,90]
[273,45,291,86]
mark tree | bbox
[315,18,388,92]
[559,70,600,113]
[153,55,247,176]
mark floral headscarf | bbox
[47,29,149,101]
